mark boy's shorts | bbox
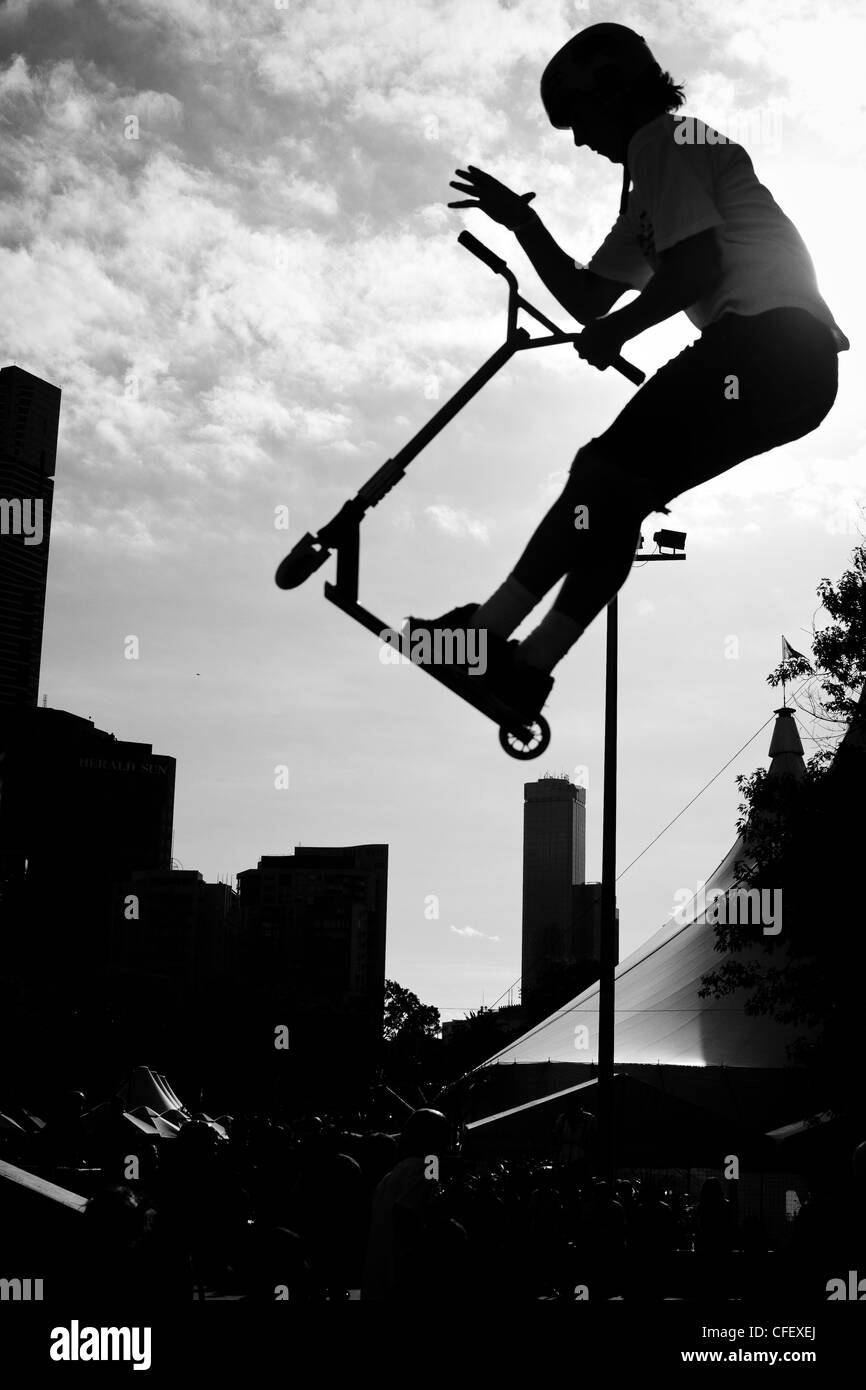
[580,307,840,514]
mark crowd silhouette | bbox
[4,1101,865,1302]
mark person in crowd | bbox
[552,1101,598,1180]
[627,1181,677,1300]
[75,1184,152,1301]
[574,1179,627,1299]
[292,1150,369,1298]
[362,1108,466,1300]
[694,1177,736,1256]
[155,1118,252,1296]
[239,1224,316,1301]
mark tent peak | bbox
[767,705,805,780]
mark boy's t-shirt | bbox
[585,114,850,352]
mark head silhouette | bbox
[397,1108,450,1162]
[541,24,682,163]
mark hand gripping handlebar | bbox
[457,230,645,386]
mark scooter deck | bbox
[324,583,551,758]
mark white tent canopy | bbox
[113,1067,227,1140]
[484,707,809,1071]
[115,1066,191,1119]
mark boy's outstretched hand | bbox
[448,165,536,230]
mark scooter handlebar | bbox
[458,230,508,276]
[458,230,645,386]
[603,351,645,387]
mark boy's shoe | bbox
[403,603,480,640]
[402,604,511,679]
[504,656,554,721]
[402,605,553,718]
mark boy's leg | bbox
[416,307,838,695]
[517,508,644,672]
[471,574,540,639]
[506,444,657,670]
[510,307,840,675]
[473,445,660,641]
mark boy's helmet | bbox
[541,23,660,127]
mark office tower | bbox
[521,775,616,1008]
[0,366,61,707]
[112,869,241,996]
[237,845,388,1082]
[0,705,175,972]
[522,775,586,996]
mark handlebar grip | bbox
[458,231,508,276]
[458,230,645,385]
[573,338,645,386]
[612,354,645,386]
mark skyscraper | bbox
[521,774,615,1007]
[0,706,176,975]
[237,844,388,1085]
[0,366,61,708]
[522,775,586,994]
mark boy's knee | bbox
[568,444,667,516]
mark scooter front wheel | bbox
[275,534,330,590]
[498,715,550,760]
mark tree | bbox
[381,980,441,1090]
[699,538,866,1106]
[383,979,440,1045]
[764,538,866,743]
[437,1005,527,1081]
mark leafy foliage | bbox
[699,541,866,1102]
[382,979,440,1045]
[764,542,866,735]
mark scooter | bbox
[276,231,645,760]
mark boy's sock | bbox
[472,575,539,638]
[517,608,585,672]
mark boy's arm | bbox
[513,212,628,324]
[607,229,722,340]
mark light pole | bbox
[597,527,687,1182]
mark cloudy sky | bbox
[2,0,862,1021]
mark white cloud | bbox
[0,0,77,24]
[450,925,500,942]
[425,504,490,543]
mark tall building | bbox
[521,775,615,1007]
[112,869,240,990]
[237,845,388,1081]
[0,366,61,708]
[522,775,586,994]
[0,705,175,973]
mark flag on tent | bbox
[782,635,811,664]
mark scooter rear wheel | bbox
[498,715,550,760]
